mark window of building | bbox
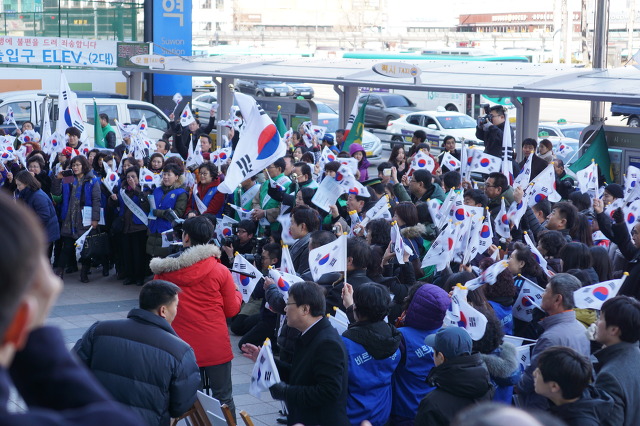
[202,0,211,8]
[216,0,224,9]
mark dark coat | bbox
[519,154,548,181]
[17,187,59,243]
[594,342,640,426]
[2,326,142,425]
[275,317,349,426]
[609,221,640,300]
[415,352,493,426]
[73,309,200,426]
[475,121,514,158]
[548,386,614,426]
[168,117,216,159]
[289,233,311,275]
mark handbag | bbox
[81,230,110,259]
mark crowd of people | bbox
[2,101,640,426]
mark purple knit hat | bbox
[404,284,451,330]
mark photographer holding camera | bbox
[475,105,514,159]
[220,220,258,268]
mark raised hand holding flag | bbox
[573,273,629,310]
[248,338,281,398]
[180,103,196,127]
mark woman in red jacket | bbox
[150,216,242,421]
[185,162,225,218]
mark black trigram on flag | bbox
[236,154,253,178]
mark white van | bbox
[0,90,170,147]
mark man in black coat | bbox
[167,107,216,159]
[242,281,349,426]
[74,280,200,426]
[416,327,493,426]
[475,105,514,159]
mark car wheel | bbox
[256,91,264,97]
[629,116,640,127]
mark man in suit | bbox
[242,281,349,426]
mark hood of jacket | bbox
[548,386,614,424]
[149,244,221,275]
[480,342,518,379]
[401,223,427,240]
[349,143,365,156]
[404,283,450,330]
[427,352,493,399]
[343,320,402,360]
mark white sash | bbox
[120,188,149,225]
[240,183,260,208]
[192,186,208,215]
[261,175,291,209]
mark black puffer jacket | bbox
[548,386,614,426]
[73,309,200,426]
[415,353,494,426]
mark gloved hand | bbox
[269,382,289,400]
[613,207,624,224]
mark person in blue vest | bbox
[391,283,451,425]
[117,166,150,286]
[185,162,225,218]
[341,282,402,426]
[51,155,101,283]
[145,163,188,259]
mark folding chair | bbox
[239,410,255,426]
[221,404,236,426]
[171,399,212,426]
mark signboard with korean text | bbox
[0,36,116,68]
[152,0,192,115]
[116,42,150,69]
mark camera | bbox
[242,253,261,266]
[477,104,492,127]
[241,237,269,267]
[222,224,239,247]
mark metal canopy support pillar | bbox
[590,0,609,125]
[335,84,359,129]
[512,97,540,162]
[127,71,144,101]
[216,77,235,147]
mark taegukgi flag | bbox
[573,273,628,310]
[218,93,287,193]
[308,234,347,281]
[232,255,263,303]
[180,103,196,127]
[249,338,281,398]
[513,277,545,322]
[268,267,304,301]
[443,285,488,341]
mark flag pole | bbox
[343,233,348,287]
[564,124,602,165]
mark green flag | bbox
[275,107,287,137]
[93,100,106,148]
[568,126,613,183]
[342,97,368,153]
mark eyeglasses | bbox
[484,182,496,188]
[285,302,297,306]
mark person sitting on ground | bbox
[534,346,613,426]
[415,327,494,426]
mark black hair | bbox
[365,218,391,247]
[552,201,578,230]
[156,139,172,151]
[567,192,591,212]
[353,283,391,322]
[464,188,489,208]
[559,242,591,271]
[443,271,477,293]
[413,130,427,142]
[442,171,461,191]
[479,258,516,300]
[262,242,282,268]
[565,269,593,286]
[291,205,320,233]
[198,162,219,180]
[139,280,180,311]
[301,152,315,164]
[537,346,592,399]
[308,230,336,250]
[589,245,612,281]
[394,202,419,227]
[300,186,316,207]
[601,296,640,343]
[522,138,537,149]
[272,157,286,173]
[540,139,553,151]
[182,216,215,246]
[70,155,91,175]
[377,161,393,173]
[347,237,371,270]
[489,105,505,116]
[124,166,141,185]
[237,219,257,236]
[65,126,81,138]
[0,192,45,336]
[512,242,549,287]
[416,143,430,152]
[26,155,46,171]
[98,113,109,122]
[412,169,433,189]
[442,135,456,146]
[472,304,504,354]
[15,170,41,191]
[555,158,565,169]
[532,199,551,218]
[324,161,340,174]
[537,230,567,258]
[294,161,312,181]
[389,145,406,167]
[487,172,508,193]
[570,213,593,247]
[162,162,183,177]
[288,281,326,317]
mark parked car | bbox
[192,92,218,121]
[192,76,215,92]
[387,110,482,150]
[611,103,640,126]
[537,121,586,165]
[358,93,421,128]
[0,90,169,146]
[235,79,294,97]
[288,82,314,99]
